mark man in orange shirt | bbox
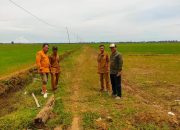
[97,44,110,92]
[36,43,50,98]
[49,46,60,91]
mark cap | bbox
[109,43,116,48]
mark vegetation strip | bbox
[0,49,78,130]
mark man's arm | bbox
[97,54,101,62]
[36,52,42,70]
[106,54,109,72]
[48,55,52,64]
[117,53,123,76]
[48,55,52,69]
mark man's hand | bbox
[117,71,122,77]
[39,67,43,71]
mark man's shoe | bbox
[43,93,48,98]
[115,96,121,100]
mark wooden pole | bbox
[34,95,55,127]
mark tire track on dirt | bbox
[68,46,99,130]
[69,46,91,130]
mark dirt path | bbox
[60,45,179,129]
[69,46,92,130]
[59,46,98,130]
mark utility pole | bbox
[66,27,70,44]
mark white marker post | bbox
[32,93,40,108]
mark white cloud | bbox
[0,0,180,42]
[14,36,30,43]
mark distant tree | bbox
[11,41,14,44]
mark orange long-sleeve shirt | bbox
[36,50,50,73]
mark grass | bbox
[57,45,178,130]
[0,45,81,130]
[71,46,138,129]
[47,97,72,129]
[82,112,100,129]
[46,75,73,129]
[123,55,180,105]
[0,109,37,129]
[91,43,180,54]
[92,43,180,120]
[0,75,48,129]
[54,46,137,129]
[0,43,179,129]
[46,47,84,129]
[0,43,81,77]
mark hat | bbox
[109,43,116,48]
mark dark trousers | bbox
[110,74,122,97]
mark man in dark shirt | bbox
[109,43,123,99]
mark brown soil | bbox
[123,79,180,129]
[69,48,87,130]
[0,68,35,96]
[133,112,179,128]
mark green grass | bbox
[0,44,81,77]
[46,47,84,129]
[91,43,180,54]
[0,45,81,130]
[46,76,73,129]
[0,109,37,129]
[47,97,72,129]
[0,44,179,129]
[71,46,178,130]
[0,75,48,129]
[1,43,179,77]
[0,52,75,130]
[82,112,100,129]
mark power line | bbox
[9,0,58,29]
[9,0,84,43]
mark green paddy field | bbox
[0,43,179,130]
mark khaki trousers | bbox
[99,73,110,91]
[51,73,60,90]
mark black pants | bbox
[110,74,122,97]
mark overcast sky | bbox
[0,0,180,43]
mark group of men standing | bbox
[97,43,123,99]
[36,44,60,98]
[36,43,123,99]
